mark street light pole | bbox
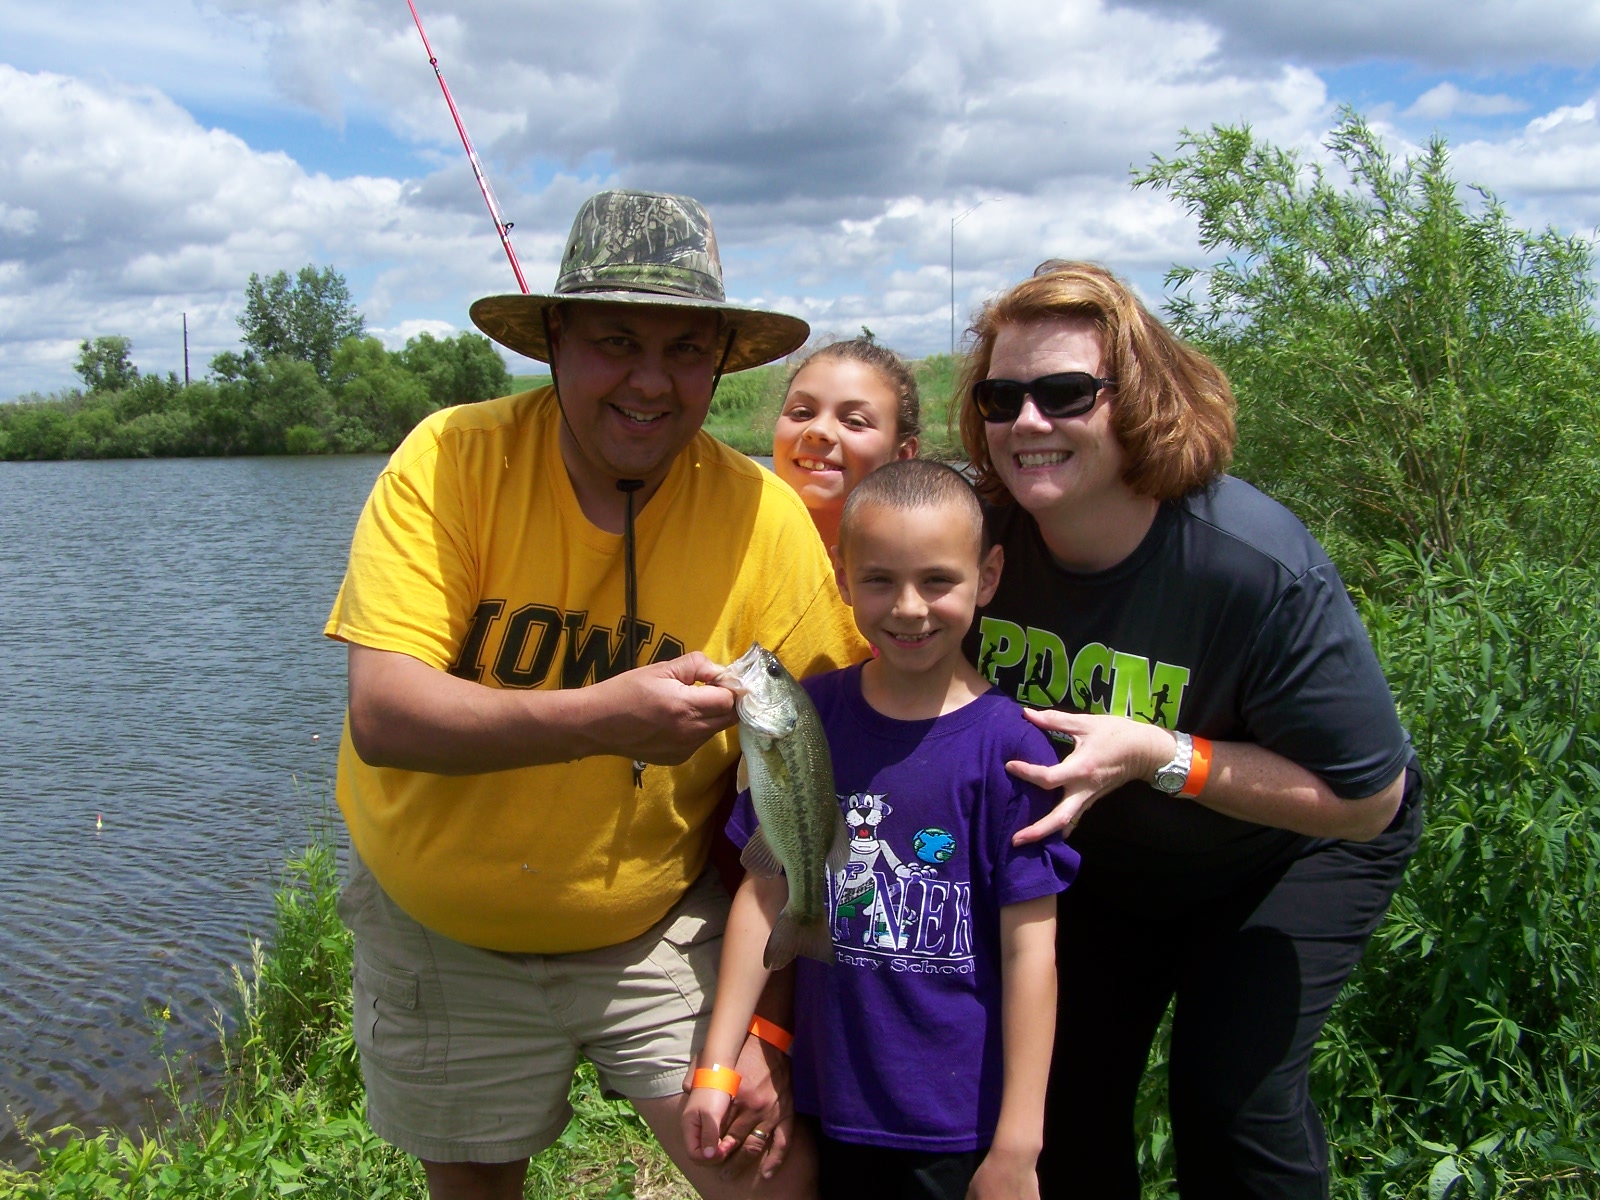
[950,199,993,356]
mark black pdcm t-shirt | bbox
[966,476,1417,907]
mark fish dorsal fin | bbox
[740,826,786,879]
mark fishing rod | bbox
[406,0,529,293]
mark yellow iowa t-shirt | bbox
[325,387,866,952]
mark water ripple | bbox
[0,455,383,1167]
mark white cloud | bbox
[1527,99,1598,137]
[0,64,507,390]
[1449,95,1600,229]
[1406,82,1528,120]
[0,0,278,109]
[1112,0,1600,68]
[3,0,1599,397]
[368,317,460,350]
[0,203,38,237]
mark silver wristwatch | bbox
[1151,731,1194,795]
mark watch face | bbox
[1153,769,1185,794]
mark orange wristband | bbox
[1181,735,1213,798]
[690,1064,741,1097]
[748,1015,794,1054]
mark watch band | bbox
[1153,731,1193,794]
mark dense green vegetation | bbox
[1139,109,1600,578]
[2,325,958,463]
[0,266,512,460]
[1126,111,1600,1198]
[4,113,1596,1197]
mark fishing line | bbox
[406,0,528,292]
[618,478,646,788]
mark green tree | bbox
[1137,110,1600,576]
[239,264,366,381]
[330,335,431,451]
[247,357,335,453]
[396,330,512,407]
[74,336,139,393]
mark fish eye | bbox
[765,660,781,677]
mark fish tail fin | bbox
[764,908,835,970]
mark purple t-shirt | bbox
[727,663,1080,1151]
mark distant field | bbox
[504,354,961,459]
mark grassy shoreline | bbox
[0,841,693,1199]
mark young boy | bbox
[683,460,1078,1199]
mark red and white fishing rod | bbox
[406,0,529,293]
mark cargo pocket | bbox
[351,951,445,1081]
[650,881,728,1010]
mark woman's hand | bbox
[1006,709,1174,845]
[1009,710,1409,842]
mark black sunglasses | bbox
[971,372,1117,423]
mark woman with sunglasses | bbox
[957,261,1422,1198]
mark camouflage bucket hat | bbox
[470,190,810,373]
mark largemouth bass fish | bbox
[716,643,848,969]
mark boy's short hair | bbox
[837,460,984,556]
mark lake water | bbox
[0,455,384,1167]
[0,450,778,1168]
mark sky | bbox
[2,0,1598,397]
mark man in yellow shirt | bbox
[326,190,865,1199]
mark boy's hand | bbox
[681,1086,734,1163]
[717,1034,794,1181]
[678,1032,795,1179]
[966,1144,1041,1200]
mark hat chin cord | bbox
[539,313,739,791]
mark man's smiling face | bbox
[548,301,723,505]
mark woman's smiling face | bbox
[983,316,1133,522]
[773,358,914,530]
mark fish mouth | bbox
[713,643,798,736]
[712,643,764,695]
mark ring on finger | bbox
[748,1129,768,1141]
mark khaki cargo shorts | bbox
[336,848,729,1164]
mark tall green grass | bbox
[703,354,962,459]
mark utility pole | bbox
[950,199,997,356]
[182,312,190,386]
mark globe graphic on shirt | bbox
[912,827,956,864]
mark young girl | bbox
[686,462,1077,1200]
[771,338,921,550]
